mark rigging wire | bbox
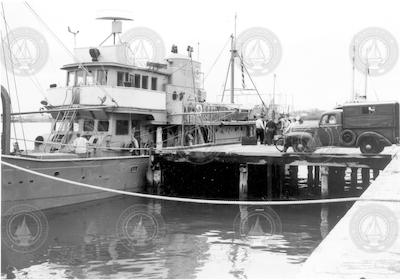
[1,2,28,152]
[204,36,231,81]
[237,53,267,110]
[220,57,232,102]
[0,31,19,146]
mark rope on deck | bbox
[2,160,400,205]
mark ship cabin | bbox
[39,43,210,155]
[38,41,253,156]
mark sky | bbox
[1,0,400,112]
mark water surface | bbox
[2,196,352,279]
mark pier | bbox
[155,144,399,200]
[300,151,400,278]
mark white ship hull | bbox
[1,155,149,213]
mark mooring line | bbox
[2,161,399,205]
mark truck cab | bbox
[285,101,399,153]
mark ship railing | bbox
[10,137,153,154]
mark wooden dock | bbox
[155,144,399,200]
[300,151,400,278]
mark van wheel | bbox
[340,129,356,146]
[359,137,384,154]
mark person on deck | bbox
[129,133,140,155]
[255,114,265,145]
[73,133,88,157]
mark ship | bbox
[1,13,258,213]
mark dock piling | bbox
[320,167,329,198]
[289,166,299,196]
[350,167,358,191]
[314,166,320,189]
[267,164,273,200]
[361,168,370,188]
[373,169,380,180]
[239,164,248,200]
[307,166,314,189]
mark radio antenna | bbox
[67,26,79,48]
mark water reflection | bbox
[2,196,351,278]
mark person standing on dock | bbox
[265,118,278,145]
[73,133,88,157]
[255,114,265,144]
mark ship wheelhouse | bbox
[41,44,171,155]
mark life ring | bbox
[340,129,357,147]
[195,104,202,113]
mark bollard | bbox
[239,164,248,200]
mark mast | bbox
[230,34,236,104]
[351,44,356,101]
[230,14,237,104]
[272,73,276,119]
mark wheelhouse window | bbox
[151,77,157,90]
[142,75,148,89]
[67,71,75,87]
[83,119,94,131]
[97,70,108,85]
[97,120,109,132]
[76,70,84,86]
[116,120,129,135]
[134,74,141,88]
[86,70,94,85]
[117,72,124,86]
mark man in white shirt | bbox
[72,133,88,157]
[255,114,265,144]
